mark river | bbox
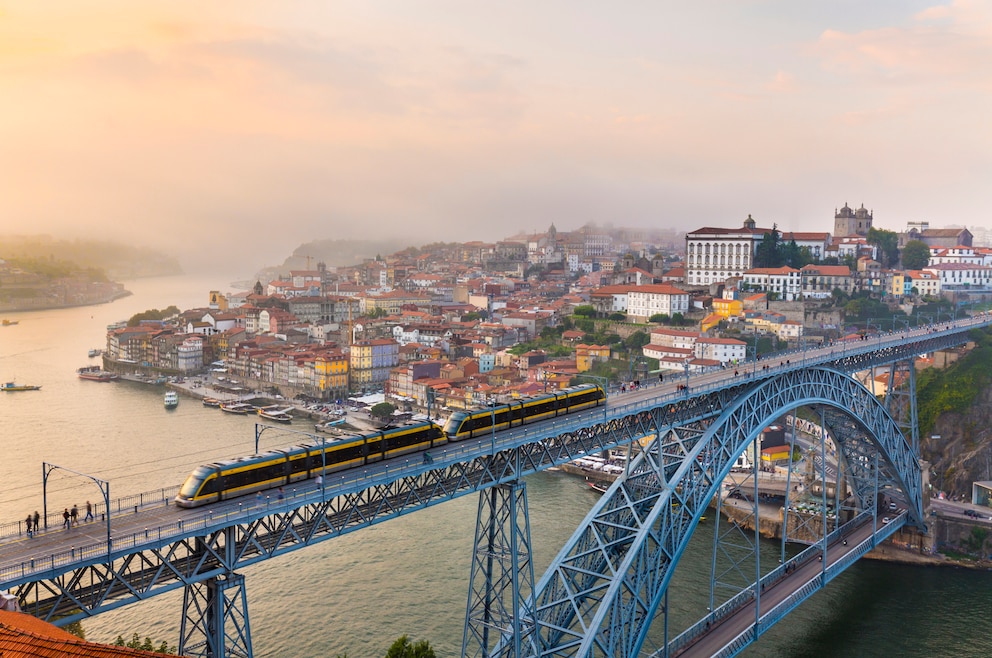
[1,274,989,657]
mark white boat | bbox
[164,391,179,409]
[259,409,292,423]
[220,402,253,414]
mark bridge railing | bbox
[0,486,182,542]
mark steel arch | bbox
[526,367,921,658]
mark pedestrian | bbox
[25,514,33,537]
[70,504,79,526]
[277,487,285,500]
[33,510,40,532]
[62,508,70,529]
[659,373,664,383]
[84,501,94,522]
[315,474,323,490]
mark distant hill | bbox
[0,235,182,279]
[255,238,414,282]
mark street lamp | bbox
[43,462,112,560]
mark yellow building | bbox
[575,344,610,372]
[712,297,743,319]
[315,349,349,399]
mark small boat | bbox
[587,481,609,494]
[315,418,346,433]
[2,382,42,392]
[88,348,102,358]
[201,397,222,407]
[164,391,179,409]
[259,409,292,423]
[2,319,19,326]
[77,366,118,382]
[220,402,253,414]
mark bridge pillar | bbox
[180,532,253,658]
[180,572,252,658]
[463,480,536,658]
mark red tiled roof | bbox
[0,611,176,657]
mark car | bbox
[882,516,891,524]
[888,502,898,512]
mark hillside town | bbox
[92,205,992,412]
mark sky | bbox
[1,1,990,273]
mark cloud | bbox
[814,2,992,88]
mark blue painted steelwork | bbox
[463,479,536,658]
[525,367,920,657]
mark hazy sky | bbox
[2,1,990,272]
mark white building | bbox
[923,263,992,289]
[905,270,941,297]
[626,284,690,321]
[685,215,771,287]
[694,337,747,364]
[742,266,801,301]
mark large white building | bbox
[625,284,690,321]
[922,263,992,289]
[685,215,772,287]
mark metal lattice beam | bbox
[527,367,922,658]
[463,480,536,658]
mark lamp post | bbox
[489,397,497,456]
[43,463,112,560]
[683,360,690,394]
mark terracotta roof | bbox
[0,611,176,657]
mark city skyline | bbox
[2,1,990,273]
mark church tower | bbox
[834,203,873,237]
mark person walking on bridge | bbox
[33,511,40,532]
[62,508,70,529]
[70,504,78,527]
[25,514,33,538]
[84,501,94,522]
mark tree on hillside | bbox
[572,305,596,317]
[753,225,782,268]
[385,635,437,658]
[902,240,931,270]
[114,633,175,654]
[781,239,814,269]
[867,227,900,267]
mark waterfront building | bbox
[349,338,400,392]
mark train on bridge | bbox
[175,384,605,507]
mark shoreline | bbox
[0,289,132,314]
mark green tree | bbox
[867,227,900,267]
[385,635,437,658]
[753,225,782,268]
[127,306,181,327]
[114,633,175,654]
[649,313,669,323]
[902,239,931,270]
[572,305,596,317]
[369,402,396,422]
[623,330,650,351]
[608,312,626,322]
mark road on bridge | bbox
[674,517,883,657]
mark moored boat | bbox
[201,397,222,407]
[2,382,42,392]
[88,348,102,358]
[219,402,253,414]
[164,391,179,409]
[258,409,292,423]
[77,366,118,382]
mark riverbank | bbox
[0,288,132,313]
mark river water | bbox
[1,275,990,657]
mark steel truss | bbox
[524,367,922,658]
[463,479,536,658]
[12,385,751,626]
